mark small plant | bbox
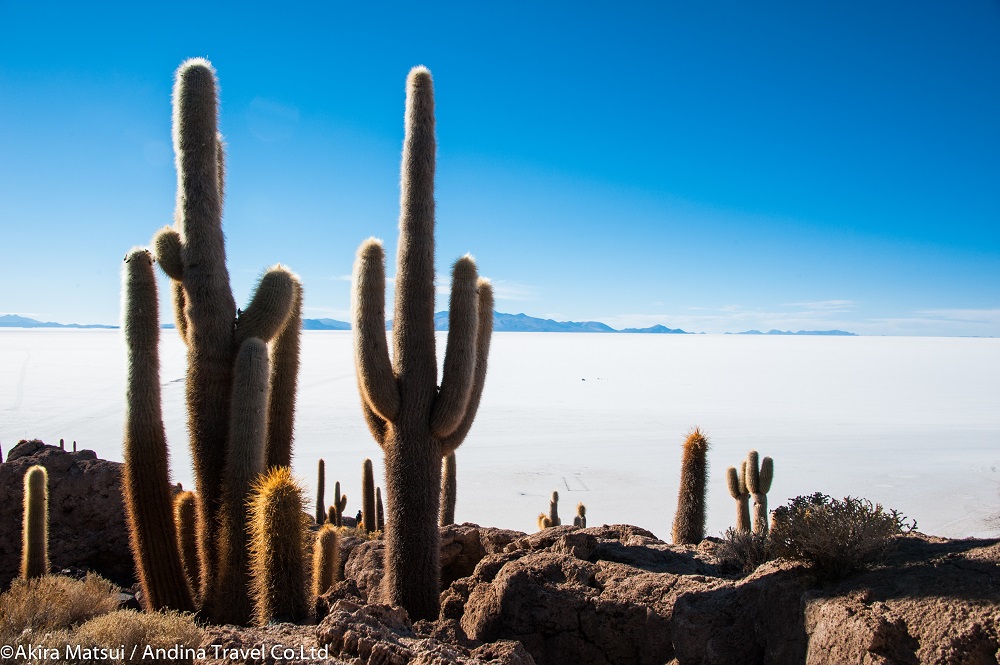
[0,574,120,641]
[42,609,204,665]
[770,492,915,579]
[573,503,587,527]
[716,527,774,575]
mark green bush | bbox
[770,492,915,579]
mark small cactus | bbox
[316,459,326,525]
[376,487,385,532]
[440,452,456,526]
[334,481,347,527]
[21,465,49,579]
[726,461,752,533]
[573,503,587,528]
[312,523,340,597]
[327,505,337,525]
[362,458,376,533]
[537,513,552,530]
[59,439,65,450]
[672,428,710,545]
[548,491,560,527]
[248,467,309,626]
[173,491,201,597]
[745,451,774,535]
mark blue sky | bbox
[1,2,998,335]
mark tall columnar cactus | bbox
[573,503,587,528]
[351,66,494,620]
[672,428,710,545]
[126,59,301,615]
[549,491,561,527]
[376,487,385,532]
[333,481,347,527]
[440,452,456,526]
[173,491,201,596]
[316,459,327,525]
[312,523,340,597]
[745,451,774,535]
[362,458,376,533]
[21,465,49,580]
[248,467,309,626]
[726,461,752,534]
[121,249,194,611]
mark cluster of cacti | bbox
[122,59,303,624]
[362,458,376,533]
[21,465,49,579]
[316,459,326,524]
[727,450,774,534]
[672,428,710,545]
[573,503,587,528]
[351,66,494,620]
[440,452,456,526]
[248,467,309,625]
[537,491,561,529]
[312,523,340,597]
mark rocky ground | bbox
[2,441,998,664]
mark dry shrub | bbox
[770,492,915,579]
[716,528,774,575]
[0,573,120,640]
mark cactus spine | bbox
[440,452,456,526]
[21,465,49,579]
[573,503,587,528]
[726,461,752,533]
[376,487,385,532]
[121,249,194,611]
[362,458,376,533]
[672,428,710,545]
[351,66,494,620]
[249,467,309,625]
[316,459,326,525]
[173,491,201,596]
[312,523,340,597]
[745,451,774,535]
[126,59,301,617]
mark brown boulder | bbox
[0,440,133,589]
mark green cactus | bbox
[573,503,587,528]
[440,452,456,526]
[672,428,710,545]
[121,249,194,611]
[207,337,269,625]
[362,458,376,533]
[21,465,49,580]
[376,487,385,532]
[327,505,337,526]
[248,467,309,626]
[316,459,326,525]
[351,66,494,620]
[745,450,774,535]
[312,523,340,597]
[726,461,752,534]
[333,481,347,527]
[124,59,302,616]
[173,491,201,597]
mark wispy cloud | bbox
[781,299,857,311]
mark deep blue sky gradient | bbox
[1,2,998,334]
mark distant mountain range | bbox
[0,314,116,329]
[0,313,857,336]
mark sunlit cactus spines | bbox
[312,523,340,598]
[573,503,587,528]
[248,467,309,626]
[362,458,376,533]
[727,462,752,534]
[672,428,710,545]
[265,277,303,469]
[351,66,494,620]
[173,491,201,596]
[121,248,194,611]
[21,465,49,580]
[440,451,456,526]
[745,451,774,535]
[537,513,552,530]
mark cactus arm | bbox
[152,226,184,281]
[745,450,761,494]
[353,238,400,424]
[759,456,774,493]
[173,491,201,597]
[216,132,226,203]
[393,66,438,404]
[439,451,456,526]
[726,466,741,499]
[376,487,385,531]
[121,248,195,611]
[265,277,303,469]
[235,266,296,346]
[170,280,189,344]
[441,279,494,456]
[430,256,480,439]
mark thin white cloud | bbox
[782,299,857,311]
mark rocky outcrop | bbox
[0,440,133,589]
